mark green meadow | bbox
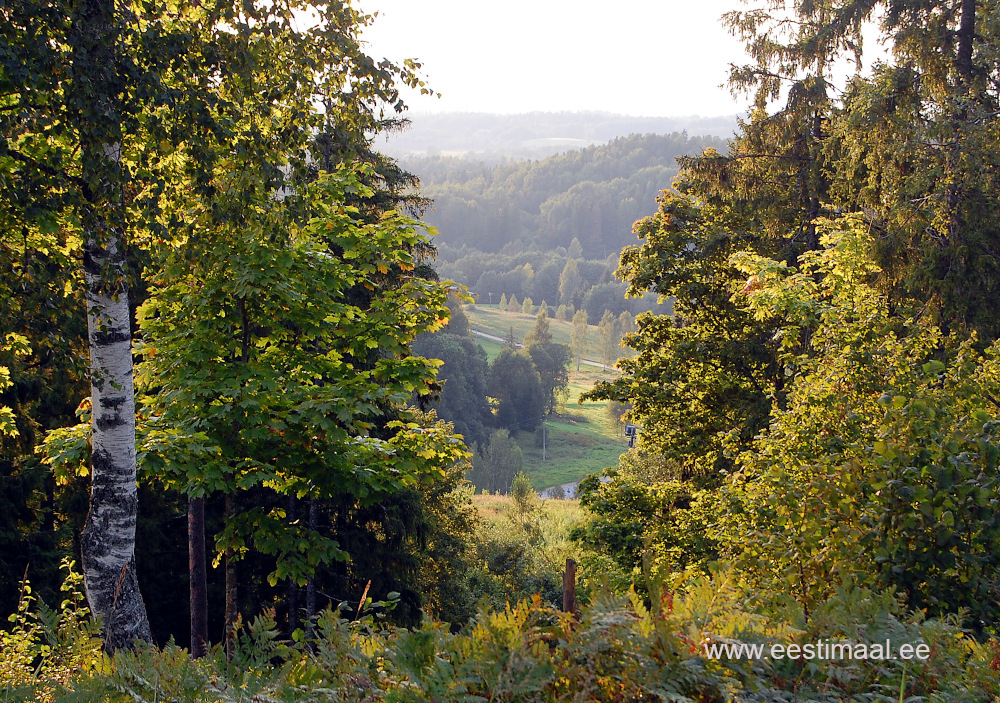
[465,305,627,490]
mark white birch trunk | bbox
[81,143,151,652]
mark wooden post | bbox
[562,558,577,615]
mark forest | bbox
[5,0,1000,700]
[405,132,722,323]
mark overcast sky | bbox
[358,0,754,117]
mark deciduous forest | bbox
[5,0,1000,700]
[407,133,721,322]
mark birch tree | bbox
[597,310,619,370]
[69,0,152,650]
[17,0,435,649]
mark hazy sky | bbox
[358,0,753,117]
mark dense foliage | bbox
[581,0,1000,649]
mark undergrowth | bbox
[4,562,1000,702]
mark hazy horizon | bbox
[376,111,739,159]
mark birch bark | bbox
[73,0,152,650]
[81,192,152,650]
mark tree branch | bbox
[4,146,85,188]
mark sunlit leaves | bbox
[134,166,464,585]
[718,218,1000,625]
[585,191,780,479]
[0,334,31,438]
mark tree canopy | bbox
[582,0,1000,629]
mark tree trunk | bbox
[305,498,318,635]
[73,0,151,654]
[224,492,238,658]
[287,495,299,636]
[562,558,577,615]
[188,495,208,658]
[955,0,977,85]
[82,216,152,652]
[945,0,977,250]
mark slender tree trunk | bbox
[943,0,976,294]
[224,299,251,656]
[188,495,208,658]
[82,212,152,651]
[305,498,318,635]
[224,492,238,657]
[44,474,55,534]
[955,0,977,85]
[287,495,298,636]
[73,0,151,654]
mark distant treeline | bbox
[381,111,738,159]
[403,132,723,317]
[441,248,668,321]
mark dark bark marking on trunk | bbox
[92,327,132,347]
[99,395,127,410]
[95,415,128,432]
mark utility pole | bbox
[542,420,546,462]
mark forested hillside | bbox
[411,132,725,256]
[405,132,723,320]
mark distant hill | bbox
[376,111,737,161]
[406,131,726,258]
[399,131,725,321]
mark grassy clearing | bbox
[512,415,625,489]
[472,493,586,544]
[461,304,627,490]
[466,303,620,366]
[474,334,503,361]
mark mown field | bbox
[465,303,617,366]
[465,305,627,491]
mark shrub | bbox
[1,560,103,703]
[722,223,1000,626]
